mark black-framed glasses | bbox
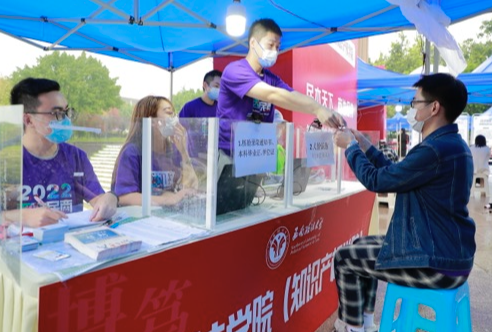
[410,99,433,108]
[26,107,77,121]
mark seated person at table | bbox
[332,73,475,332]
[112,96,198,206]
[470,134,490,177]
[3,78,117,228]
[470,135,492,209]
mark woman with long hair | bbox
[112,96,198,206]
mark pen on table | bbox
[34,195,47,208]
[109,221,120,229]
[34,195,66,221]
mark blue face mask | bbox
[254,39,278,68]
[207,87,219,101]
[45,117,73,143]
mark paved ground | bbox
[315,190,492,332]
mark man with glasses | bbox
[4,77,117,228]
[331,73,475,332]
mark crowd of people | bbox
[1,17,487,332]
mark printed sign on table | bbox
[233,122,277,177]
[305,131,335,167]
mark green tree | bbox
[371,32,425,74]
[172,88,202,114]
[0,77,13,105]
[10,52,122,114]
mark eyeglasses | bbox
[410,99,433,108]
[26,107,77,121]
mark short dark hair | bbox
[475,134,487,147]
[10,78,60,112]
[413,73,467,123]
[203,70,222,85]
[248,18,282,44]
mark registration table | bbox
[0,181,376,332]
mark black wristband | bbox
[107,191,120,206]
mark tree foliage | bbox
[10,52,122,115]
[0,77,13,105]
[371,32,426,74]
[172,88,202,114]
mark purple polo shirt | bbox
[217,58,293,155]
[21,143,104,213]
[179,97,217,118]
[113,143,182,197]
[179,97,216,157]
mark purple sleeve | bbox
[77,150,105,201]
[222,60,263,99]
[113,144,142,196]
[267,70,294,91]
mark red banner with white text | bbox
[39,190,375,332]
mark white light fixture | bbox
[226,0,246,37]
[395,104,403,113]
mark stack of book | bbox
[64,226,142,261]
[32,223,69,243]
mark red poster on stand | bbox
[39,191,375,332]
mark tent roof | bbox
[0,0,491,71]
[473,54,492,73]
[357,58,492,107]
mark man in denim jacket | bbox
[331,73,475,332]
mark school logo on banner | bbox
[265,226,290,269]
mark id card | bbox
[33,250,71,261]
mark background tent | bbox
[0,0,491,71]
[357,58,492,107]
[386,112,410,131]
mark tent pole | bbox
[170,71,174,102]
[169,52,174,102]
[433,47,440,73]
[424,39,431,75]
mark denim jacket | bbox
[346,124,475,271]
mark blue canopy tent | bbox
[357,56,492,107]
[0,0,491,71]
[387,112,410,131]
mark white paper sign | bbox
[305,131,335,167]
[233,122,277,177]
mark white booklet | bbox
[65,226,142,261]
[115,216,208,247]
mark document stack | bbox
[5,236,39,252]
[64,226,142,261]
[32,223,69,243]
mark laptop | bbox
[216,164,263,215]
[276,158,311,198]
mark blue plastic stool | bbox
[380,281,472,332]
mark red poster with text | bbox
[39,191,374,332]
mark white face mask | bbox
[406,108,432,133]
[158,117,178,137]
[254,39,278,68]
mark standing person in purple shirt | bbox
[179,70,222,118]
[112,96,198,206]
[3,78,117,228]
[217,18,346,156]
[179,70,222,158]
